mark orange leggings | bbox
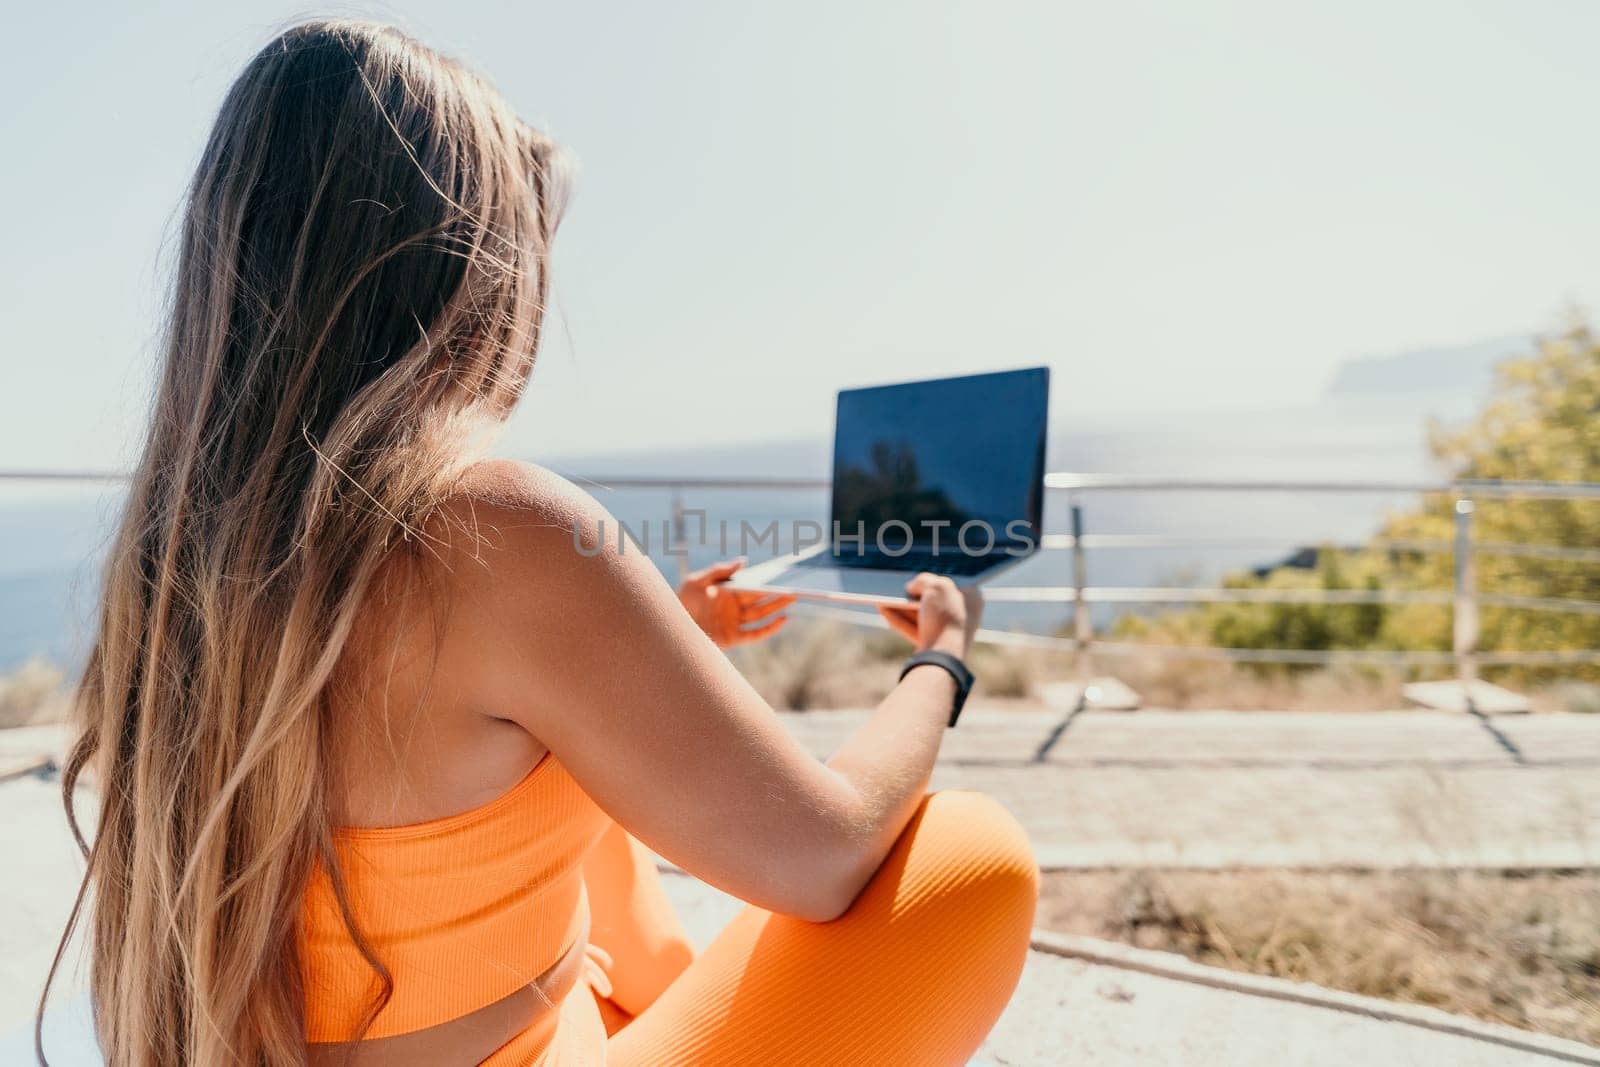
[580,791,1039,1067]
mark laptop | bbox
[730,367,1049,605]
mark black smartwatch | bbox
[899,650,974,728]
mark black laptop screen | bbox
[830,367,1048,552]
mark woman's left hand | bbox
[678,558,796,648]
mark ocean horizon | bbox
[0,390,1467,673]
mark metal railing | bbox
[586,472,1600,680]
[6,468,1600,680]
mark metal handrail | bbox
[1044,473,1600,499]
[1037,533,1600,565]
[0,470,830,489]
[10,468,1600,497]
[6,468,1598,674]
[796,605,1600,668]
[0,469,131,483]
[983,585,1600,612]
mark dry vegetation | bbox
[727,618,1057,710]
[728,617,1597,712]
[5,619,1592,720]
[1039,869,1600,1046]
[0,658,68,728]
[1110,654,1409,711]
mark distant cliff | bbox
[1322,335,1532,419]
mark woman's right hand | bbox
[878,573,981,659]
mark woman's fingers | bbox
[687,557,746,587]
[878,605,919,643]
[732,614,787,645]
[738,593,796,621]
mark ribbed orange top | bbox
[299,755,612,1043]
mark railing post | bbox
[1038,494,1141,714]
[1070,497,1092,671]
[670,487,690,584]
[1453,497,1478,683]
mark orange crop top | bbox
[299,755,612,1044]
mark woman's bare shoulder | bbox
[430,458,623,588]
[421,459,684,719]
[445,458,604,524]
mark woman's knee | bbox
[911,790,1038,898]
[861,791,1039,939]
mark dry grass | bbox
[9,620,1589,721]
[968,642,1045,699]
[729,618,1052,710]
[0,658,68,728]
[1107,655,1411,711]
[1039,869,1600,1045]
[730,618,1597,711]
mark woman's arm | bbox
[448,460,978,922]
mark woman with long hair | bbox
[45,19,1036,1066]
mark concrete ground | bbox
[781,708,1600,868]
[659,872,1600,1067]
[4,710,1600,1064]
[11,862,1599,1065]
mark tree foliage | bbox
[1117,316,1600,680]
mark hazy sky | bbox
[3,0,1597,471]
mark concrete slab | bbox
[1403,679,1531,714]
[1041,678,1143,712]
[780,709,1600,869]
[994,937,1600,1066]
[17,874,1595,1066]
[0,774,86,1033]
[657,872,1600,1066]
[0,723,70,767]
[1495,714,1600,763]
[5,742,1599,1065]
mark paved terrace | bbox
[781,707,1600,869]
[5,710,1600,1064]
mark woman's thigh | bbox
[606,791,1038,1067]
[583,820,696,1018]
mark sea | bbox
[0,392,1472,674]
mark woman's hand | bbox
[678,558,796,648]
[878,573,982,659]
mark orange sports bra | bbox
[299,754,612,1046]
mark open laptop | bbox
[730,367,1049,605]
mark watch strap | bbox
[898,649,974,727]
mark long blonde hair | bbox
[42,20,565,1064]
